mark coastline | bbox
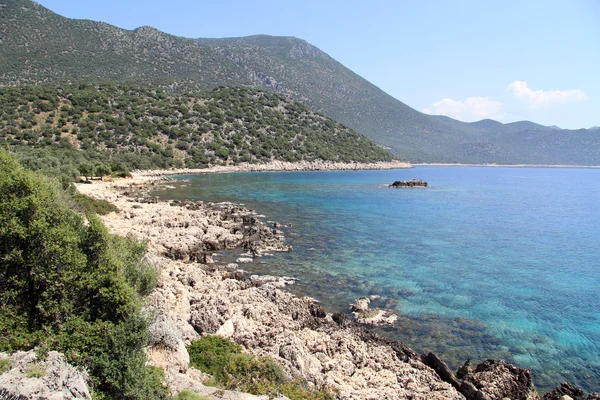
[132,160,412,177]
[413,163,600,168]
[75,172,543,400]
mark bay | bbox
[151,166,600,392]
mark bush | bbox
[0,358,11,374]
[25,363,46,378]
[86,315,167,400]
[148,318,182,350]
[0,150,164,399]
[173,389,210,400]
[71,192,119,215]
[187,335,242,379]
[221,353,285,396]
[187,336,334,400]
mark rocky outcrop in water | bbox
[543,382,600,400]
[422,354,539,400]
[462,359,538,400]
[0,351,91,399]
[389,179,429,188]
[350,296,398,325]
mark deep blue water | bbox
[152,167,600,392]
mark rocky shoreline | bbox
[132,160,412,177]
[65,172,595,400]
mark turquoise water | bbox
[152,167,600,392]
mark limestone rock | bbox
[461,359,539,400]
[350,296,370,312]
[543,382,585,400]
[167,368,269,399]
[543,382,600,400]
[420,354,540,400]
[0,351,91,399]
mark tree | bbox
[78,162,95,180]
[94,162,111,178]
[0,150,165,399]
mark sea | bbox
[150,166,600,393]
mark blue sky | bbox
[36,0,599,129]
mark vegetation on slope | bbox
[0,0,249,87]
[0,150,165,399]
[1,0,596,164]
[196,36,600,164]
[0,83,396,180]
[188,336,334,400]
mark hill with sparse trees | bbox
[0,0,598,164]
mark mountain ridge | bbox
[1,0,598,164]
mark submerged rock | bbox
[350,296,398,325]
[350,296,371,312]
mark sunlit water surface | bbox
[151,167,600,392]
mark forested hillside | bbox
[0,83,395,183]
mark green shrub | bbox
[173,389,210,400]
[187,336,334,400]
[0,358,11,374]
[0,150,164,399]
[221,353,285,396]
[25,363,46,378]
[187,335,242,379]
[279,380,336,400]
[71,192,118,215]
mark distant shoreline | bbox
[413,163,600,168]
[132,160,412,177]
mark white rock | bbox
[216,319,236,338]
[0,350,91,399]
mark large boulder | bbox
[461,359,539,400]
[543,382,600,400]
[421,354,539,400]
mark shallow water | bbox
[151,167,600,392]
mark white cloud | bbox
[423,97,503,122]
[507,81,587,108]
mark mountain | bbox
[1,0,598,164]
[0,0,254,87]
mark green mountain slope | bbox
[0,0,251,86]
[196,36,599,164]
[1,0,597,164]
[0,83,395,173]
